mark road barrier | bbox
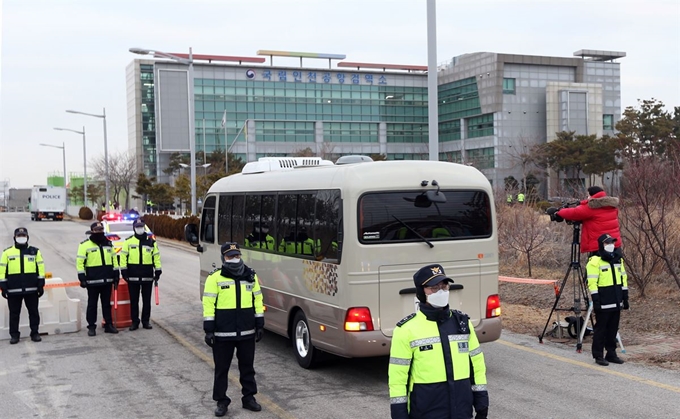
[0,277,82,340]
[103,280,132,329]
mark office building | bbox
[127,48,624,193]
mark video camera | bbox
[545,200,580,224]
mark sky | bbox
[1,0,678,189]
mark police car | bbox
[100,212,154,257]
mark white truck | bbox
[29,186,66,221]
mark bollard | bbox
[102,280,132,328]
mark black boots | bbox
[88,328,96,337]
[9,335,19,344]
[129,323,139,331]
[595,357,609,366]
[242,399,262,412]
[30,333,42,342]
[214,402,228,417]
[104,324,119,334]
[606,354,625,364]
[142,323,153,330]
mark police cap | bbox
[90,222,105,233]
[221,242,241,257]
[14,227,28,237]
[413,264,454,288]
[133,220,146,229]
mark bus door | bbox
[378,259,480,337]
[199,195,218,294]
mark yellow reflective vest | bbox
[202,265,264,340]
[0,245,45,295]
[388,308,488,419]
[119,235,161,280]
[587,255,628,310]
[76,238,119,286]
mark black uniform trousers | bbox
[592,309,621,359]
[212,337,257,406]
[128,281,153,326]
[8,294,40,337]
[86,285,112,329]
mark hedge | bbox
[142,214,200,241]
[78,206,93,220]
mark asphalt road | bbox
[1,212,679,419]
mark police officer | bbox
[587,233,629,366]
[120,220,161,331]
[388,264,489,419]
[0,227,45,344]
[77,222,119,336]
[203,242,264,417]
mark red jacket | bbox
[556,191,621,253]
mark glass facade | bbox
[438,77,486,143]
[467,114,494,139]
[140,64,157,176]
[193,79,428,151]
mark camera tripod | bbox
[538,222,593,352]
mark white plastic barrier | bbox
[0,277,81,340]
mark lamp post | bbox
[130,47,197,215]
[54,126,87,205]
[40,142,67,193]
[66,109,109,208]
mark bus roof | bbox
[207,160,491,196]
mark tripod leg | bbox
[579,303,593,343]
[539,266,572,343]
[616,332,626,354]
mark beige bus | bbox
[185,157,501,368]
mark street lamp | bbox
[39,143,67,194]
[200,163,211,176]
[66,109,110,209]
[54,126,87,205]
[130,46,197,215]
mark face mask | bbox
[604,244,615,253]
[224,257,241,264]
[15,237,28,245]
[134,227,145,235]
[427,289,450,308]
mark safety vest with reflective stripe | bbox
[76,239,119,286]
[587,255,628,310]
[0,245,45,295]
[119,235,161,279]
[245,234,275,250]
[202,266,264,341]
[388,309,488,419]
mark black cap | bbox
[14,227,28,236]
[598,233,617,245]
[588,186,604,196]
[413,264,454,288]
[133,220,145,229]
[221,242,241,257]
[90,222,105,233]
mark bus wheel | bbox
[292,311,321,369]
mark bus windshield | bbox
[359,190,492,243]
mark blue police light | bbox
[123,213,139,220]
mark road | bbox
[1,212,679,418]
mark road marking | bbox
[498,339,680,394]
[153,318,296,419]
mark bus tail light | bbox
[344,307,374,331]
[486,294,501,318]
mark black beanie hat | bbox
[587,186,604,196]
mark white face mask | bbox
[134,227,145,235]
[427,289,450,308]
[224,257,241,264]
[15,237,28,245]
[604,244,615,253]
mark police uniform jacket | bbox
[202,265,264,341]
[0,245,45,295]
[389,305,488,419]
[245,233,275,250]
[76,238,119,286]
[587,255,628,311]
[119,234,161,280]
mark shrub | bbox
[79,206,94,220]
[142,214,200,241]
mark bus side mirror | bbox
[184,224,199,247]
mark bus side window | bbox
[277,194,297,255]
[315,190,341,261]
[218,194,233,244]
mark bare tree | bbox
[621,156,680,291]
[500,205,550,277]
[90,151,138,209]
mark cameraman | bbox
[551,186,621,256]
